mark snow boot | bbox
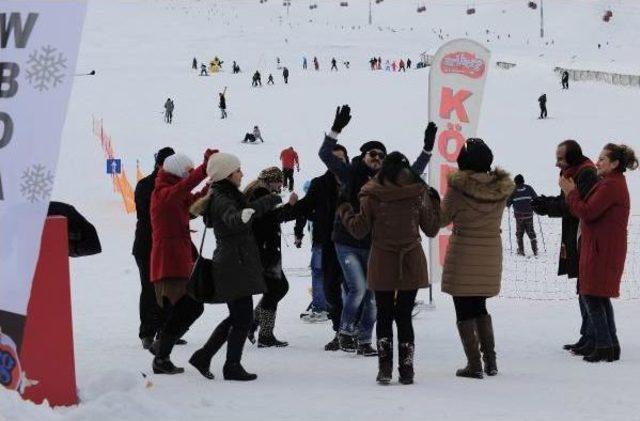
[189,321,230,380]
[583,347,615,363]
[563,336,587,351]
[339,333,357,353]
[572,340,594,356]
[224,326,257,381]
[531,239,538,256]
[398,343,415,385]
[223,362,258,381]
[152,333,184,375]
[175,338,187,346]
[376,338,392,385]
[325,333,340,351]
[476,314,498,376]
[455,319,483,379]
[357,342,378,357]
[257,308,289,348]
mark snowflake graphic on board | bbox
[25,45,68,92]
[20,164,54,203]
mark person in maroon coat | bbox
[149,149,215,374]
[560,143,638,363]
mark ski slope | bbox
[2,0,640,419]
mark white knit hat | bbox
[207,152,241,182]
[163,153,194,178]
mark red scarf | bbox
[561,158,595,181]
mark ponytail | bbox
[604,143,638,172]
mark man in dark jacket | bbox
[283,67,289,84]
[319,105,436,355]
[561,71,569,89]
[244,167,300,348]
[507,174,539,256]
[294,144,348,350]
[531,140,598,353]
[132,147,174,350]
[538,94,547,119]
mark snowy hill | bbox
[3,0,640,420]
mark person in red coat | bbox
[279,146,300,192]
[149,149,215,374]
[560,143,638,363]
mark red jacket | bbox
[280,147,299,170]
[567,172,630,297]
[150,165,207,282]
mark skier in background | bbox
[267,74,275,85]
[164,98,174,124]
[200,63,208,76]
[562,71,570,89]
[538,93,548,119]
[331,58,338,71]
[192,57,197,70]
[252,70,262,87]
[283,67,289,84]
[232,61,241,74]
[280,146,300,192]
[219,87,227,119]
[399,59,406,72]
[314,56,319,71]
[407,58,412,69]
[243,126,265,143]
[303,56,308,70]
[506,174,538,256]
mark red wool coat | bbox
[566,172,630,298]
[150,165,207,283]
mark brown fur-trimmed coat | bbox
[439,169,515,297]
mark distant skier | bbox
[538,93,548,119]
[369,57,376,70]
[407,58,412,69]
[232,61,241,74]
[313,56,319,71]
[377,56,382,70]
[192,57,197,70]
[164,98,174,124]
[219,87,227,119]
[561,71,569,90]
[343,61,350,69]
[280,146,300,192]
[303,56,308,70]
[252,70,262,87]
[243,125,265,143]
[200,63,208,76]
[506,174,539,256]
[331,58,338,71]
[399,59,406,72]
[391,61,397,72]
[267,74,275,85]
[283,67,289,84]
[277,57,281,69]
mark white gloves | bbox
[241,208,256,223]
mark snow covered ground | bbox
[3,0,640,419]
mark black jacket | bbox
[294,171,340,246]
[507,184,538,219]
[48,201,101,257]
[245,184,299,276]
[206,180,281,302]
[532,161,597,278]
[132,171,156,258]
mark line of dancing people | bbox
[133,105,636,383]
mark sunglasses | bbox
[367,150,386,159]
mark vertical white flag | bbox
[428,39,491,284]
[0,1,86,366]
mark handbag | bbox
[187,224,217,303]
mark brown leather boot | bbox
[476,314,498,376]
[456,319,483,379]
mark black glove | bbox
[531,196,547,215]
[331,105,352,133]
[424,122,437,152]
[427,186,440,203]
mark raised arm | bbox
[319,105,352,184]
[411,122,437,174]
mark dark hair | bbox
[378,151,423,186]
[603,143,638,173]
[457,138,493,173]
[514,174,524,185]
[333,144,349,162]
[558,139,585,166]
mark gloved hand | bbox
[427,186,440,203]
[294,237,303,248]
[331,105,352,133]
[288,192,299,206]
[241,208,255,223]
[204,148,218,164]
[531,196,547,215]
[423,122,437,152]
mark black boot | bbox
[572,340,594,356]
[583,347,614,363]
[376,338,392,385]
[476,314,498,376]
[324,333,340,351]
[456,319,483,379]
[357,342,378,357]
[152,332,184,375]
[613,343,621,361]
[224,326,257,381]
[257,308,289,348]
[398,343,415,385]
[338,333,357,353]
[563,336,587,351]
[531,239,538,256]
[189,321,231,380]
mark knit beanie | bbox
[457,138,493,173]
[360,140,387,156]
[155,146,175,167]
[163,153,194,178]
[207,152,241,182]
[258,166,284,183]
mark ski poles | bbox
[536,214,547,252]
[507,207,513,254]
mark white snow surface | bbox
[2,0,640,420]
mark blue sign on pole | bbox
[106,159,122,174]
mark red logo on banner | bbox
[0,336,22,391]
[440,52,485,79]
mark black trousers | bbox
[204,296,254,363]
[453,296,488,322]
[259,269,289,311]
[161,295,204,338]
[539,105,548,119]
[134,254,164,339]
[375,290,418,343]
[562,80,569,89]
[515,217,537,253]
[283,168,295,192]
[322,242,344,332]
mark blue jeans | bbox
[583,295,619,348]
[335,243,376,345]
[311,246,328,312]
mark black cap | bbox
[155,147,175,167]
[360,141,387,156]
